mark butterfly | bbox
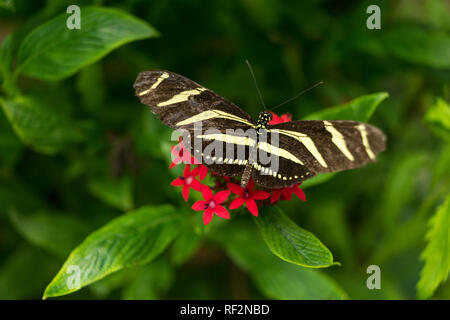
[134,70,386,189]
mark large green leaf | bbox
[254,206,337,268]
[301,92,388,188]
[302,92,388,121]
[215,221,346,299]
[16,6,158,81]
[301,172,337,189]
[87,176,134,211]
[382,26,450,69]
[43,205,183,298]
[417,195,450,299]
[425,98,450,142]
[0,96,84,154]
[9,210,91,258]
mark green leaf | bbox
[0,179,42,216]
[0,96,84,154]
[417,195,450,299]
[0,34,18,95]
[216,221,346,299]
[9,210,91,258]
[301,172,337,189]
[0,246,59,299]
[425,98,450,141]
[254,206,337,268]
[16,6,159,81]
[301,92,388,187]
[171,227,202,265]
[122,258,174,299]
[382,26,450,69]
[43,205,183,298]
[88,176,134,211]
[303,92,389,121]
[76,63,106,114]
[0,0,14,12]
[0,34,13,77]
[0,112,23,170]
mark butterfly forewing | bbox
[134,71,254,130]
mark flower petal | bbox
[214,190,231,204]
[192,200,207,211]
[198,165,208,180]
[294,186,306,201]
[182,153,194,164]
[203,208,213,225]
[281,187,293,200]
[201,185,213,201]
[214,205,230,219]
[183,164,191,177]
[247,179,254,191]
[190,179,203,191]
[170,177,184,186]
[229,197,245,209]
[227,183,244,196]
[182,185,190,202]
[245,199,259,216]
[191,165,200,177]
[191,155,201,165]
[281,113,292,122]
[270,189,281,204]
[252,190,271,200]
[269,112,281,125]
[171,144,180,156]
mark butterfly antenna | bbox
[245,60,267,110]
[270,81,324,111]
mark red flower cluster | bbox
[170,112,306,225]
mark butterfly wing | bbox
[134,70,254,131]
[134,70,255,177]
[251,120,386,188]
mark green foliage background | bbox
[0,0,449,300]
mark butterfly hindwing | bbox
[269,120,385,173]
[188,129,252,178]
[246,120,386,188]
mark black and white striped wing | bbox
[189,130,253,178]
[134,70,254,131]
[134,70,255,177]
[251,120,386,188]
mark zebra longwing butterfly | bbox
[134,70,386,189]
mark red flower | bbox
[192,186,231,225]
[228,179,271,216]
[197,164,208,180]
[171,165,203,201]
[169,138,199,168]
[269,112,292,125]
[270,184,306,204]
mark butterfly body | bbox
[134,70,386,189]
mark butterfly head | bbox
[256,111,273,132]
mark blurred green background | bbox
[0,0,449,300]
